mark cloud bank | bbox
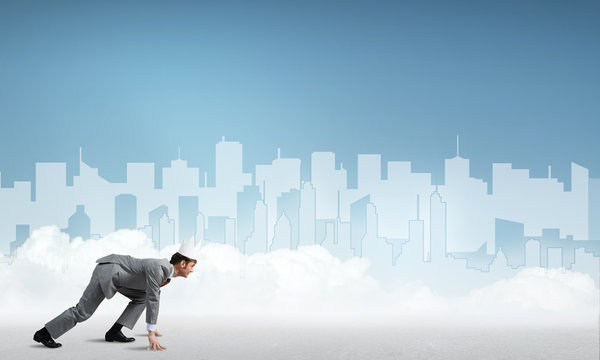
[1,226,598,326]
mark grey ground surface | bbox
[5,316,599,360]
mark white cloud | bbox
[1,226,598,327]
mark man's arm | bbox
[145,269,161,325]
[145,265,166,350]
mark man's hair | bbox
[170,252,197,265]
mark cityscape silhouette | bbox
[1,136,598,293]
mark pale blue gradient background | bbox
[0,0,598,188]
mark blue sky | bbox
[0,0,598,187]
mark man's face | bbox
[179,260,196,278]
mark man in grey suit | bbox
[33,240,197,351]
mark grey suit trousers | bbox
[45,264,146,339]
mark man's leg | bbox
[44,267,106,339]
[115,288,146,330]
[104,288,145,342]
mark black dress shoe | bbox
[105,330,135,342]
[33,328,62,348]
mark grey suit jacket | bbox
[96,254,172,325]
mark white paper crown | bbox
[178,237,197,260]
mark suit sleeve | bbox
[145,266,163,325]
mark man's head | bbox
[170,252,197,278]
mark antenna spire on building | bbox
[79,147,82,163]
[178,146,181,160]
[277,148,281,159]
[456,135,460,157]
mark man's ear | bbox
[179,260,186,267]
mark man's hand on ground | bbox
[147,331,166,351]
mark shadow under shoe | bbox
[105,330,135,343]
[33,327,62,348]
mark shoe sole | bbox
[105,336,135,342]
